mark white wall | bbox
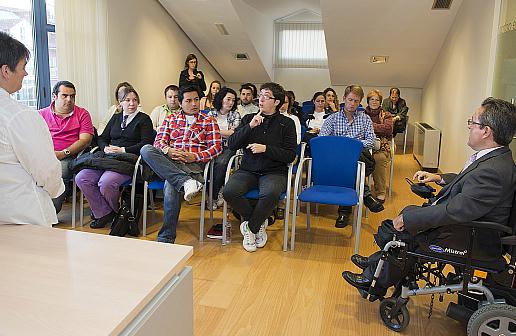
[421,0,498,172]
[56,0,223,125]
[105,0,222,119]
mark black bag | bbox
[373,219,412,250]
[109,206,132,237]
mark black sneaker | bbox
[207,224,223,239]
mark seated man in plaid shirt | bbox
[140,85,222,244]
[319,84,384,228]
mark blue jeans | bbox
[222,170,287,234]
[140,145,205,243]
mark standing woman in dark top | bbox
[179,53,207,97]
[75,88,154,228]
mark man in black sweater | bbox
[223,82,297,252]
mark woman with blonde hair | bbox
[364,89,393,202]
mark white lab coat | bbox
[0,88,65,226]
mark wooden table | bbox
[0,225,193,335]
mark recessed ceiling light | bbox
[215,23,230,36]
[370,56,389,64]
[234,53,249,60]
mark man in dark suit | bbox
[343,97,516,295]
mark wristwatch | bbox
[63,148,71,157]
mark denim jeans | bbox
[140,145,205,243]
[222,169,287,234]
[52,157,74,214]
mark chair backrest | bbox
[310,136,363,188]
[302,101,314,114]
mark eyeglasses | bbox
[467,118,488,128]
[258,94,275,101]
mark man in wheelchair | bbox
[342,97,516,333]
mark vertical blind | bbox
[274,22,328,68]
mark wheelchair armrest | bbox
[501,236,516,246]
[456,220,512,234]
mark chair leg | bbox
[365,176,372,218]
[283,196,291,252]
[222,201,228,246]
[72,180,76,228]
[354,199,364,255]
[306,202,311,230]
[199,183,206,242]
[389,155,394,198]
[291,197,298,251]
[79,191,84,227]
[143,183,148,237]
[403,128,408,154]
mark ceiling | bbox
[159,0,463,88]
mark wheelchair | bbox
[362,184,516,335]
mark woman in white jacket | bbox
[0,32,64,226]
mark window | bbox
[0,0,57,108]
[274,22,328,68]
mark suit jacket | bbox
[402,147,516,235]
[381,97,408,121]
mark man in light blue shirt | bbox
[320,85,384,228]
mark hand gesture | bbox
[393,214,405,232]
[249,111,264,129]
[246,143,266,154]
[196,73,202,79]
[413,171,441,184]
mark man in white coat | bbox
[0,32,64,226]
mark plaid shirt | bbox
[154,110,222,162]
[319,110,375,149]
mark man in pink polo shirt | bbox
[39,81,94,214]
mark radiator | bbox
[413,122,441,172]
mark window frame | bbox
[32,0,55,108]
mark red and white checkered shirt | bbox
[154,110,222,163]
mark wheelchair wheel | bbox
[467,303,516,336]
[379,298,410,332]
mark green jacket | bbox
[381,98,409,121]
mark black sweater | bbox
[178,69,207,96]
[227,112,297,174]
[99,112,154,155]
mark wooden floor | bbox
[56,145,465,336]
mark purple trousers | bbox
[75,169,131,218]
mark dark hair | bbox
[0,32,30,72]
[312,91,325,102]
[184,53,198,69]
[287,90,296,101]
[206,80,222,102]
[164,84,179,97]
[213,87,238,111]
[284,91,294,115]
[241,83,257,98]
[323,87,340,109]
[479,97,516,146]
[52,81,76,96]
[259,82,285,113]
[390,87,401,96]
[343,84,364,100]
[114,82,132,102]
[119,87,140,104]
[178,84,200,103]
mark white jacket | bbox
[0,88,64,226]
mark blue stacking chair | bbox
[221,152,295,252]
[291,136,366,253]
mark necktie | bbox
[121,115,129,129]
[462,152,478,172]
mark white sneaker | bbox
[215,191,225,207]
[183,179,203,202]
[240,221,256,252]
[255,219,268,248]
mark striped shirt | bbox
[319,110,375,149]
[154,110,222,162]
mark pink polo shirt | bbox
[38,102,94,151]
